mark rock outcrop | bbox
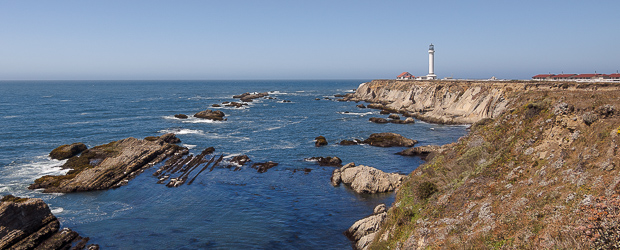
[315,136,328,147]
[345,204,388,250]
[331,163,407,193]
[194,109,225,121]
[363,133,417,147]
[174,114,188,119]
[0,196,98,249]
[49,143,87,160]
[29,133,184,193]
[233,92,269,102]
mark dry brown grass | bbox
[370,88,620,249]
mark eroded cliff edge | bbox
[347,79,618,124]
[348,80,620,249]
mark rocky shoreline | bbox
[344,80,620,249]
[0,196,98,249]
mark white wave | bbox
[182,144,197,149]
[295,90,306,93]
[42,95,53,98]
[158,128,205,136]
[60,100,71,102]
[51,207,64,214]
[64,121,94,125]
[338,111,374,116]
[2,115,18,119]
[80,113,89,116]
[182,117,223,124]
[0,156,70,183]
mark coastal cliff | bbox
[348,80,620,249]
[348,79,619,124]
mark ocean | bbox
[0,80,467,249]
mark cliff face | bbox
[0,196,97,249]
[351,79,619,124]
[351,80,620,249]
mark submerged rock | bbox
[194,109,225,121]
[369,117,388,124]
[225,102,245,108]
[339,139,361,146]
[29,134,184,193]
[49,143,87,160]
[251,161,278,173]
[230,155,251,165]
[0,195,98,249]
[356,104,366,108]
[332,163,407,193]
[305,156,342,167]
[363,133,417,147]
[345,204,388,250]
[174,114,188,119]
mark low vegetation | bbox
[369,88,620,249]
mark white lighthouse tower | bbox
[426,43,437,80]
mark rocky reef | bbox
[194,109,226,121]
[29,133,184,193]
[0,195,98,249]
[49,143,87,160]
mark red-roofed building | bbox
[532,74,555,80]
[606,73,620,80]
[571,73,600,80]
[550,74,576,80]
[397,72,414,80]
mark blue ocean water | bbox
[0,80,467,249]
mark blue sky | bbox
[1,1,618,80]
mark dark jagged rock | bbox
[194,109,226,121]
[339,139,361,146]
[389,117,415,124]
[369,117,388,124]
[211,104,221,107]
[0,196,98,249]
[282,100,292,103]
[174,114,188,119]
[49,143,87,160]
[251,161,278,173]
[315,98,321,100]
[388,114,400,120]
[29,133,184,193]
[225,102,245,108]
[334,94,346,97]
[305,156,342,167]
[315,136,328,147]
[363,133,417,147]
[230,155,251,165]
[357,104,366,108]
[379,110,390,115]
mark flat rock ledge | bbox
[331,163,407,193]
[345,204,388,250]
[396,143,454,161]
[29,133,184,193]
[0,196,98,250]
[364,133,417,147]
